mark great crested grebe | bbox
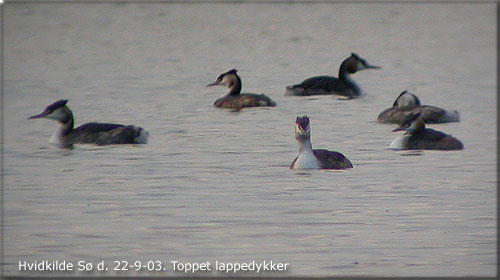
[389,112,463,150]
[28,99,148,148]
[290,116,353,169]
[207,69,276,110]
[285,53,380,98]
[378,91,460,124]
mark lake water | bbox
[2,2,496,277]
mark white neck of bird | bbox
[50,121,73,144]
[298,138,313,153]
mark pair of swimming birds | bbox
[207,53,380,111]
[376,90,462,152]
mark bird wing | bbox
[313,149,353,169]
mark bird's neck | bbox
[298,138,314,153]
[228,76,242,96]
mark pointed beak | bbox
[28,111,48,120]
[366,64,381,69]
[206,81,219,87]
[392,126,405,132]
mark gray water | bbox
[2,2,496,277]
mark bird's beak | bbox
[206,81,219,87]
[366,64,381,69]
[392,126,405,132]
[28,111,48,120]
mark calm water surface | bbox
[3,2,496,277]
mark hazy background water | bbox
[2,2,496,277]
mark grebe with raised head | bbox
[285,53,380,98]
[28,99,148,148]
[378,91,459,124]
[290,116,353,169]
[389,112,463,150]
[207,69,276,110]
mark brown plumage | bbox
[214,93,276,110]
[207,69,276,110]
